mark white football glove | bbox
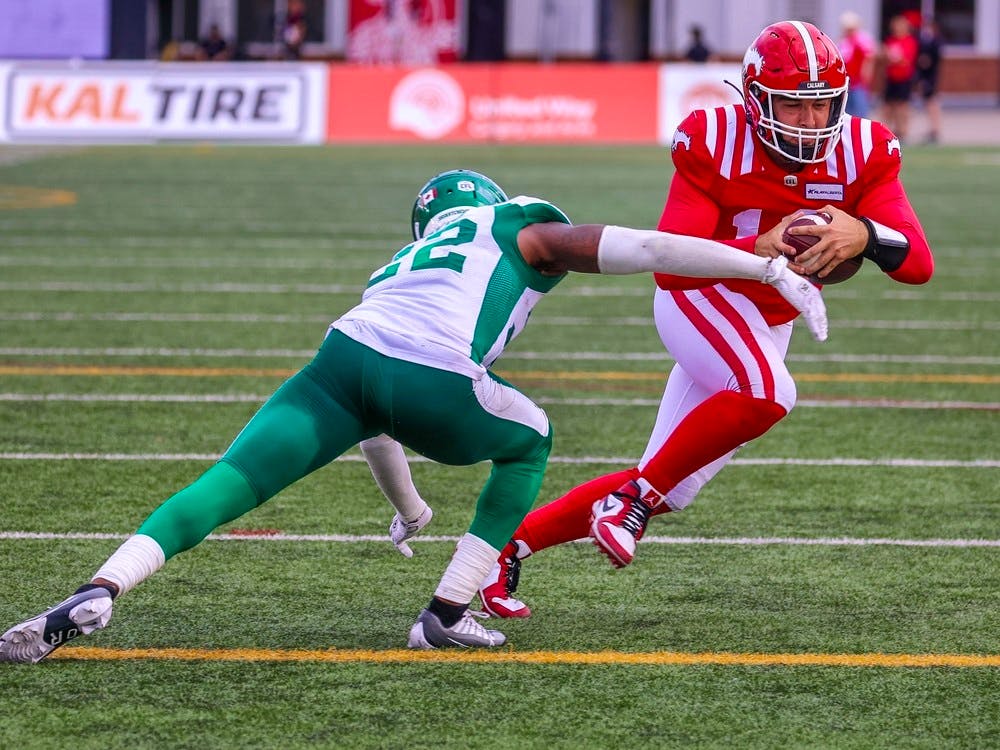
[762,255,829,342]
[389,505,433,558]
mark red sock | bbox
[515,468,639,554]
[641,391,787,494]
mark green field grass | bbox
[0,143,998,749]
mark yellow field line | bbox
[0,364,998,385]
[52,646,1000,668]
[0,185,77,210]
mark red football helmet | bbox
[742,20,849,164]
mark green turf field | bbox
[0,143,998,748]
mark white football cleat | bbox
[407,608,506,649]
[389,505,433,558]
[0,587,114,664]
[763,254,829,342]
[590,480,656,568]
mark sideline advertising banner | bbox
[0,62,327,143]
[327,63,659,143]
[657,62,743,143]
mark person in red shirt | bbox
[476,19,934,618]
[838,11,876,118]
[880,14,919,142]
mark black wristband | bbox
[859,217,909,272]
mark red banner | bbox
[346,0,458,64]
[327,64,659,143]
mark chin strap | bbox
[859,217,910,272]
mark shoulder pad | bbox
[671,109,718,190]
[505,196,571,226]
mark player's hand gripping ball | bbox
[782,210,863,284]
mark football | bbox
[781,210,863,284]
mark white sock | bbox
[512,539,532,559]
[360,434,427,522]
[434,533,501,604]
[635,477,668,508]
[93,534,166,597]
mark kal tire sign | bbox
[1,63,326,142]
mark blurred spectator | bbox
[160,40,181,61]
[684,25,712,63]
[346,0,458,65]
[838,11,876,118]
[880,14,918,142]
[282,0,308,60]
[916,16,943,144]
[196,24,232,62]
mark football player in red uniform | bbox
[478,19,934,618]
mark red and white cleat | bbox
[478,540,531,618]
[590,479,662,568]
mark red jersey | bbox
[655,104,933,325]
[839,30,875,89]
[885,34,918,83]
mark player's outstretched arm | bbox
[518,222,828,341]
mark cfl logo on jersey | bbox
[888,138,901,156]
[417,188,437,208]
[457,180,475,192]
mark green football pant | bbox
[137,331,552,559]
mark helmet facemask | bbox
[748,83,848,164]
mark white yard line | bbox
[0,281,360,294]
[1,530,998,548]
[0,242,383,257]
[0,452,995,467]
[1,346,999,366]
[2,280,999,302]
[0,312,333,324]
[2,311,998,332]
[0,347,317,358]
[0,393,996,410]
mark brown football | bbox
[781,210,863,284]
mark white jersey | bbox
[331,196,570,379]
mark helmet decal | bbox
[417,188,437,208]
[742,45,764,79]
